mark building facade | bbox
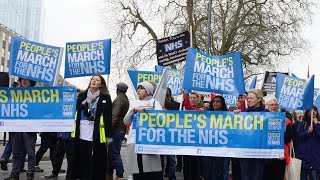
[0,24,24,72]
[0,0,43,73]
[0,0,44,42]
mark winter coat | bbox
[297,122,320,169]
[112,93,129,132]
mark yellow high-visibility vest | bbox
[71,112,107,143]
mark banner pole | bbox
[189,26,193,48]
[311,109,313,128]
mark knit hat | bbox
[18,77,36,87]
[116,82,128,92]
[137,81,154,96]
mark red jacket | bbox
[284,119,292,165]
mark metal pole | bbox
[206,0,213,54]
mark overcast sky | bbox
[42,0,320,90]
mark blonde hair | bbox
[247,89,265,105]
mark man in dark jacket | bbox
[107,83,129,180]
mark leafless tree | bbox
[102,0,315,79]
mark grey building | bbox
[0,24,23,72]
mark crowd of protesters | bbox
[1,75,319,180]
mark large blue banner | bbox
[183,48,246,95]
[65,39,111,78]
[0,86,76,132]
[135,110,285,158]
[275,73,314,111]
[155,66,184,96]
[127,70,162,90]
[9,37,62,85]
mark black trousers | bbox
[51,138,73,179]
[183,155,201,180]
[263,159,286,180]
[70,139,107,180]
[35,133,58,166]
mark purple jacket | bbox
[297,122,320,169]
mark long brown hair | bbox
[84,74,109,95]
[302,106,320,123]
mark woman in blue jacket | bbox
[298,106,320,180]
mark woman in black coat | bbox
[70,74,112,180]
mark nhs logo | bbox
[164,40,183,52]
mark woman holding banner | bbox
[181,89,204,180]
[239,89,268,180]
[123,81,162,180]
[70,74,112,180]
[263,98,292,180]
[202,95,230,180]
[297,106,320,180]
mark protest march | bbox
[0,31,318,180]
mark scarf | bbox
[246,104,267,112]
[81,89,100,120]
[82,89,100,105]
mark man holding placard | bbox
[5,78,37,180]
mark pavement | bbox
[0,133,185,179]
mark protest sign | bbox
[262,71,288,93]
[0,86,76,132]
[135,110,285,158]
[275,73,314,111]
[156,31,190,66]
[9,37,62,85]
[65,39,111,78]
[183,48,245,96]
[155,65,184,96]
[127,70,162,90]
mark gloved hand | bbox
[106,137,113,146]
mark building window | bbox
[2,32,5,41]
[1,57,4,66]
[2,41,5,49]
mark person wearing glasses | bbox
[263,98,292,180]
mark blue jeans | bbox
[300,168,319,180]
[1,138,12,161]
[112,131,125,177]
[161,155,176,180]
[239,158,265,180]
